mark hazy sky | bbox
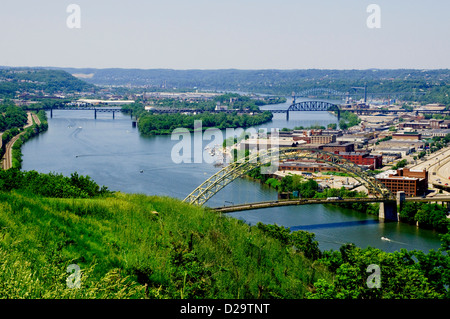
[0,0,448,69]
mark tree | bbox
[279,175,293,192]
[298,179,318,198]
[415,203,449,232]
[327,123,337,130]
[339,119,348,130]
[307,245,447,299]
[392,159,407,169]
[290,230,322,260]
[399,201,420,224]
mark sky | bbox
[0,0,448,70]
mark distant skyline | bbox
[0,0,449,70]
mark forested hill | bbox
[58,67,450,104]
[0,67,94,98]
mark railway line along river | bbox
[21,100,443,252]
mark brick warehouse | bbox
[375,168,428,197]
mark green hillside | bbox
[0,169,449,299]
[0,68,94,98]
[0,171,331,298]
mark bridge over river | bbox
[212,195,450,214]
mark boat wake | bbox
[381,237,408,245]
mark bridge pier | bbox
[50,108,53,119]
[286,110,289,121]
[379,200,398,222]
[112,111,115,119]
[396,191,406,213]
[94,109,97,120]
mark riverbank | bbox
[1,111,34,170]
[2,110,48,170]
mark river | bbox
[21,99,443,252]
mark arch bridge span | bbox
[267,100,341,120]
[183,147,393,206]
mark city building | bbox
[336,134,369,146]
[288,129,337,145]
[430,119,450,129]
[392,132,422,141]
[321,142,355,153]
[374,147,414,158]
[310,135,336,144]
[319,142,382,169]
[337,152,383,170]
[376,168,428,197]
[376,152,401,164]
[399,121,431,130]
[418,129,450,138]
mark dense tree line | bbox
[308,242,450,298]
[0,169,110,198]
[0,102,28,132]
[137,111,273,136]
[254,217,450,298]
[400,202,450,233]
[21,100,70,111]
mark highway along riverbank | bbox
[1,110,48,170]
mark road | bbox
[1,112,34,170]
[408,145,450,193]
[31,112,41,126]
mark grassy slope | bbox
[0,191,331,299]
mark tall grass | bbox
[0,191,331,299]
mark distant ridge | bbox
[51,67,450,104]
[1,66,448,105]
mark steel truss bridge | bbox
[213,197,386,213]
[183,147,393,206]
[293,87,426,100]
[267,100,341,120]
[212,195,450,213]
[43,106,124,119]
[295,88,348,98]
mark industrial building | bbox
[376,168,428,197]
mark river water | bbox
[21,100,443,252]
